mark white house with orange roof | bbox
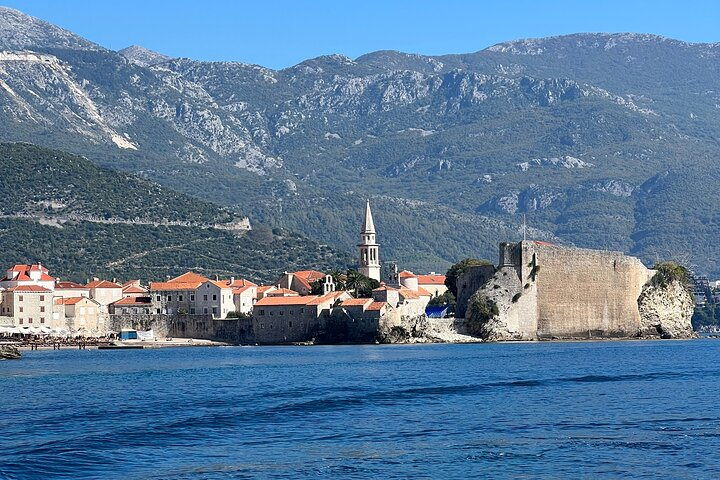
[0,285,54,327]
[121,280,148,298]
[399,271,447,298]
[224,278,257,315]
[195,279,234,318]
[0,263,56,291]
[275,270,325,296]
[149,271,207,315]
[86,279,123,312]
[256,285,279,300]
[148,271,237,318]
[62,297,102,333]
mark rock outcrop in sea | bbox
[0,345,21,359]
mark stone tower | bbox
[358,200,381,281]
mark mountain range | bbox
[1,6,719,276]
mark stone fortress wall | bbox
[458,241,692,340]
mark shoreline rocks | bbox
[0,344,22,360]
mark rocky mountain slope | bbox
[1,6,719,274]
[0,143,351,282]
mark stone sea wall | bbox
[459,241,694,341]
[107,314,254,344]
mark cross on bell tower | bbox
[358,200,381,281]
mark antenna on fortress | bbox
[522,214,527,242]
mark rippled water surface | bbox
[2,340,720,479]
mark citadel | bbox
[0,200,695,343]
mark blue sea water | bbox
[1,340,720,479]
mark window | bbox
[167,295,172,302]
[289,321,293,328]
[190,294,195,301]
[212,307,217,315]
[179,295,183,301]
[279,311,283,316]
[40,295,45,301]
[123,308,129,314]
[260,323,264,329]
[289,310,293,315]
[19,319,23,324]
[259,310,265,316]
[190,308,195,314]
[203,295,208,301]
[40,317,45,324]
[28,318,33,324]
[156,309,161,314]
[19,307,23,313]
[300,308,304,314]
[203,308,208,314]
[212,294,217,301]
[40,306,45,313]
[18,295,23,302]
[156,295,161,301]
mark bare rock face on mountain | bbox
[638,280,695,339]
[2,5,720,275]
[118,45,171,67]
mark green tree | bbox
[345,269,380,298]
[445,258,493,297]
[428,290,456,310]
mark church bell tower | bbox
[358,200,381,281]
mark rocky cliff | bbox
[638,279,695,339]
[2,7,720,274]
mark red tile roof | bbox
[55,281,87,289]
[367,301,387,311]
[169,272,209,283]
[122,285,147,294]
[207,280,232,290]
[225,278,258,288]
[86,280,121,289]
[416,274,446,285]
[266,288,300,297]
[112,296,151,305]
[399,270,416,278]
[341,298,372,307]
[398,288,421,300]
[6,285,51,293]
[306,291,347,305]
[2,264,54,282]
[232,285,256,295]
[416,287,432,297]
[62,297,87,305]
[294,270,325,281]
[149,281,200,291]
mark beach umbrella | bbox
[39,326,52,335]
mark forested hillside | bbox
[0,143,352,282]
[1,6,720,274]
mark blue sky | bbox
[4,0,720,69]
